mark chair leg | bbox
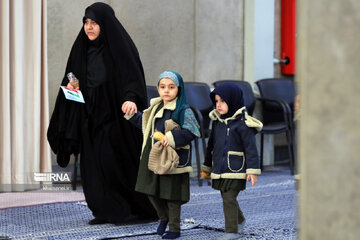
[199,125,207,158]
[260,133,264,170]
[285,130,294,175]
[194,138,202,186]
[288,118,296,174]
[72,155,78,190]
[201,135,207,162]
[292,124,297,175]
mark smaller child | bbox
[201,83,262,240]
[123,70,200,239]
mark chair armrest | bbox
[256,97,292,127]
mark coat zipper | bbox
[222,126,230,171]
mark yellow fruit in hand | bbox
[153,131,164,141]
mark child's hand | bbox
[246,174,257,187]
[161,135,169,147]
[200,171,210,179]
[122,101,137,115]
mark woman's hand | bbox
[161,135,169,147]
[66,82,79,90]
[122,101,137,115]
[66,82,74,89]
[246,174,258,187]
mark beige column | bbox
[298,1,360,239]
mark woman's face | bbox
[158,78,178,106]
[84,18,100,40]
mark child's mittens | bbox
[153,130,165,141]
[200,171,211,179]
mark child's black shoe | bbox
[157,221,168,236]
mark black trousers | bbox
[221,189,245,233]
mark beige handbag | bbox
[148,120,181,174]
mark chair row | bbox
[146,78,296,187]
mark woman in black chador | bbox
[47,2,156,224]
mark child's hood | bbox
[209,107,263,132]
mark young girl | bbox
[201,83,263,240]
[122,70,200,239]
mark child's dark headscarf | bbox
[210,82,245,118]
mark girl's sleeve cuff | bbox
[165,131,176,148]
[201,165,212,172]
[246,168,261,175]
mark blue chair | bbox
[184,82,213,186]
[184,82,213,154]
[255,78,296,175]
[146,85,159,107]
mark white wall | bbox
[47,0,246,165]
[47,0,245,113]
[254,0,275,82]
[244,0,276,166]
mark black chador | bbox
[47,2,156,224]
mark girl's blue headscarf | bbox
[157,70,189,126]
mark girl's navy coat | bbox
[126,97,196,173]
[203,107,263,179]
